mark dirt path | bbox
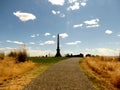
[23,58,95,90]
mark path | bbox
[23,58,95,90]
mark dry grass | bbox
[0,63,50,90]
[0,56,35,85]
[80,56,120,90]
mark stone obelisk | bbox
[55,34,61,57]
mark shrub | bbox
[7,46,29,62]
[80,53,84,58]
[16,50,28,62]
[0,52,4,60]
[8,51,17,57]
[86,54,91,57]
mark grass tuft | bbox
[7,47,28,63]
[0,56,35,84]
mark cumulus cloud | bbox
[29,49,56,57]
[67,0,87,11]
[30,34,39,38]
[39,43,44,46]
[85,48,119,56]
[29,42,35,45]
[66,41,81,45]
[6,40,24,45]
[68,0,77,4]
[52,35,56,38]
[81,0,87,7]
[52,10,65,18]
[73,24,83,28]
[84,18,99,25]
[73,18,100,29]
[39,40,55,45]
[84,18,100,28]
[48,0,65,6]
[81,2,87,6]
[60,33,69,38]
[44,40,55,45]
[105,30,113,34]
[60,13,66,18]
[117,34,120,37]
[30,34,36,38]
[13,11,36,22]
[86,24,100,28]
[52,10,60,15]
[44,32,51,36]
[67,2,80,11]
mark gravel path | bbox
[23,58,95,90]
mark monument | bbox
[55,34,62,57]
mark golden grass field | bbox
[80,56,120,90]
[0,56,36,90]
[0,56,67,90]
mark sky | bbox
[0,0,120,56]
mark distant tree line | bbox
[65,53,97,58]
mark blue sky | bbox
[0,0,120,56]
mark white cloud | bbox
[36,34,39,36]
[6,40,12,43]
[105,30,113,34]
[67,2,80,11]
[30,34,36,38]
[73,24,83,28]
[52,10,57,14]
[39,43,44,46]
[52,10,60,15]
[96,48,114,56]
[86,24,100,28]
[52,10,65,18]
[81,0,87,7]
[117,34,120,37]
[13,11,36,22]
[44,32,51,36]
[67,0,87,11]
[39,40,55,45]
[30,34,39,38]
[81,2,86,6]
[29,49,56,57]
[84,18,99,25]
[44,40,55,45]
[6,40,24,45]
[66,41,81,45]
[85,48,119,56]
[29,42,35,45]
[60,13,65,18]
[84,18,100,28]
[68,0,77,4]
[48,0,65,6]
[13,41,24,45]
[60,33,69,38]
[73,18,100,29]
[52,35,56,38]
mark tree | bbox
[80,53,84,58]
[86,54,91,57]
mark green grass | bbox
[27,57,69,77]
[28,57,69,77]
[30,57,69,63]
